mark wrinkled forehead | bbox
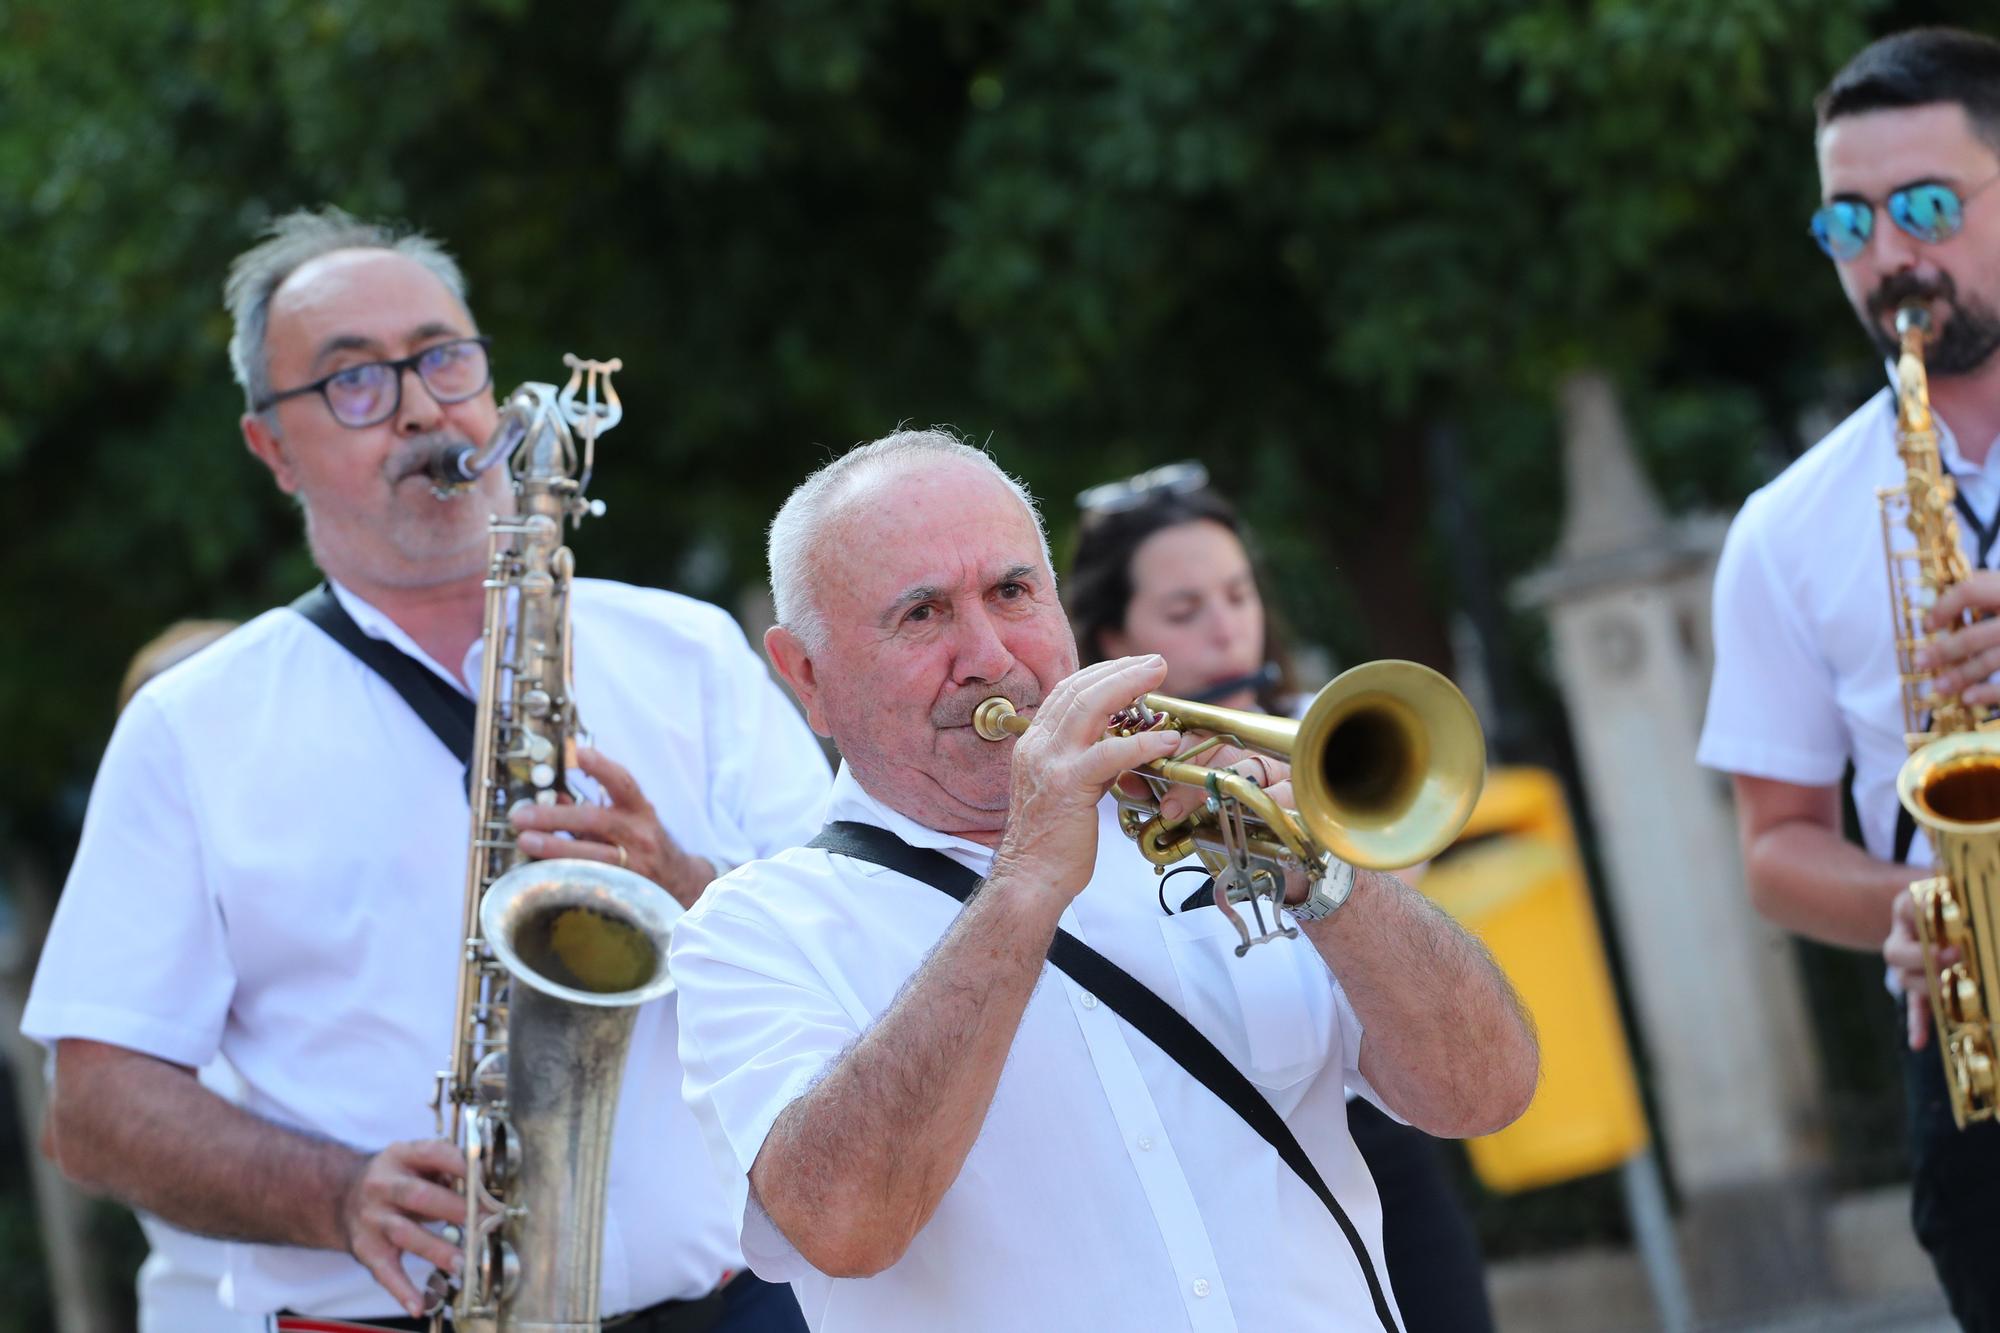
[822,460,1051,609]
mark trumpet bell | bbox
[1292,660,1487,870]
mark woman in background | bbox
[1064,463,1496,1333]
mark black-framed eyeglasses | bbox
[253,336,493,428]
[1075,460,1211,516]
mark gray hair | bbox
[223,205,470,418]
[768,428,1053,655]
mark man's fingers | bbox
[1033,656,1151,740]
[386,1174,472,1226]
[512,802,619,841]
[389,1138,468,1182]
[577,746,648,810]
[531,837,624,869]
[1083,729,1183,791]
[355,1234,426,1317]
[384,1212,463,1274]
[1910,993,1930,1052]
[1928,572,2000,631]
[1059,657,1169,746]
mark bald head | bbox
[767,428,1052,654]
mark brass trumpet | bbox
[974,660,1487,951]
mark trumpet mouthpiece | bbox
[973,697,1021,742]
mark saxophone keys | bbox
[1945,962,1986,1025]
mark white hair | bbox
[223,205,470,418]
[767,427,1053,655]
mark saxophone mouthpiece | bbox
[1897,304,1934,340]
[424,444,478,497]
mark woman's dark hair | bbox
[1064,487,1297,714]
[1816,28,2000,152]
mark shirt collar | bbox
[823,762,1000,872]
[325,578,481,698]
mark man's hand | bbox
[994,656,1183,901]
[1920,571,2000,704]
[1887,887,1949,1051]
[510,746,714,909]
[335,1139,468,1318]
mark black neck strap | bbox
[807,819,1399,1333]
[291,584,477,778]
[1956,491,2000,572]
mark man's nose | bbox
[1869,217,1923,273]
[951,606,1016,684]
[393,364,445,436]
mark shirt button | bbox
[1137,1136,1154,1152]
[1192,1278,1211,1298]
[1079,991,1099,1009]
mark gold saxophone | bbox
[426,356,678,1330]
[1884,306,2000,1128]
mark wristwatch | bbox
[1287,855,1357,923]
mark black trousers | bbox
[1904,1041,2000,1331]
[290,1275,804,1333]
[713,1274,807,1333]
[1348,1097,1494,1333]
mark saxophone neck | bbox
[1897,303,1936,440]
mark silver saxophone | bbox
[425,355,678,1332]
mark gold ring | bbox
[614,844,629,870]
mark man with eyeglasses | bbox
[1699,27,2000,1328]
[22,206,828,1332]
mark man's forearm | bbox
[54,1039,362,1249]
[1303,871,1538,1138]
[750,865,1065,1277]
[1745,820,1917,950]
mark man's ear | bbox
[765,624,832,737]
[242,413,300,495]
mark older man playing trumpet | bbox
[670,429,1538,1332]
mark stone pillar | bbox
[1516,371,1831,1317]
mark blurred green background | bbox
[2,0,1990,1324]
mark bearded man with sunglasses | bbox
[1699,27,2000,1328]
[22,207,829,1331]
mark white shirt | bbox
[672,765,1403,1333]
[1699,385,2000,864]
[24,577,833,1318]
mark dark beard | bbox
[1864,273,2000,375]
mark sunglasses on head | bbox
[1075,460,1211,517]
[1810,174,2000,261]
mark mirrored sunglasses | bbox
[1810,177,1997,261]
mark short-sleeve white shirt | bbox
[1699,386,2000,863]
[24,577,833,1318]
[671,764,1402,1333]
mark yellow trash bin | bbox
[1420,766,1650,1193]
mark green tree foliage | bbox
[10,0,1929,833]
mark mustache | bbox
[934,678,1042,728]
[387,432,480,484]
[1868,271,1957,323]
